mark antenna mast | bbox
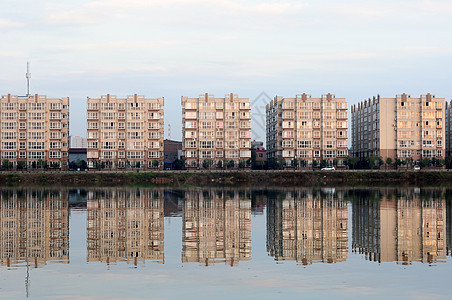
[26,62,31,96]
[168,124,171,140]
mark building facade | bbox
[70,135,87,148]
[86,94,164,169]
[181,93,251,168]
[446,101,452,157]
[0,94,69,169]
[163,139,182,169]
[351,94,445,164]
[266,94,348,167]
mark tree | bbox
[378,156,384,169]
[227,160,235,169]
[238,160,246,168]
[202,159,212,169]
[292,158,299,169]
[333,158,339,168]
[246,158,252,168]
[420,158,430,168]
[279,158,286,169]
[251,147,257,169]
[299,159,307,168]
[80,160,88,170]
[173,158,185,170]
[152,160,159,168]
[446,156,452,169]
[385,157,393,170]
[312,160,319,168]
[267,158,278,170]
[216,160,223,169]
[17,161,26,170]
[255,160,265,170]
[320,160,327,168]
[2,160,11,170]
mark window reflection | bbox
[86,189,164,266]
[0,189,69,268]
[352,188,447,265]
[182,189,251,266]
[266,189,348,264]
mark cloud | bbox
[45,0,306,26]
[0,18,25,28]
[319,0,452,20]
[54,41,179,52]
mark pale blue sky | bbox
[1,0,452,141]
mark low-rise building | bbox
[163,139,182,169]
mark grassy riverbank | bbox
[1,170,452,187]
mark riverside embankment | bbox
[1,170,452,186]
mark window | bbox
[49,151,61,158]
[49,142,61,149]
[1,142,16,150]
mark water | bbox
[1,187,452,299]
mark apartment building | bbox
[266,189,348,264]
[0,189,69,268]
[352,190,446,264]
[182,189,251,266]
[181,93,251,169]
[0,94,69,169]
[351,94,445,163]
[266,94,348,167]
[87,94,164,169]
[446,101,452,157]
[87,188,164,265]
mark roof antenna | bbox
[26,62,31,96]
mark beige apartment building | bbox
[87,94,164,170]
[182,189,251,266]
[351,94,445,163]
[181,93,251,169]
[0,189,69,268]
[266,94,348,167]
[0,94,69,169]
[266,189,348,264]
[87,188,164,265]
[353,190,446,264]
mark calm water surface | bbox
[1,187,452,299]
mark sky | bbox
[1,0,452,142]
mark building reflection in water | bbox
[448,197,452,257]
[0,189,69,268]
[87,189,164,266]
[266,189,348,265]
[352,188,446,264]
[182,189,251,266]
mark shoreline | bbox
[1,170,452,187]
